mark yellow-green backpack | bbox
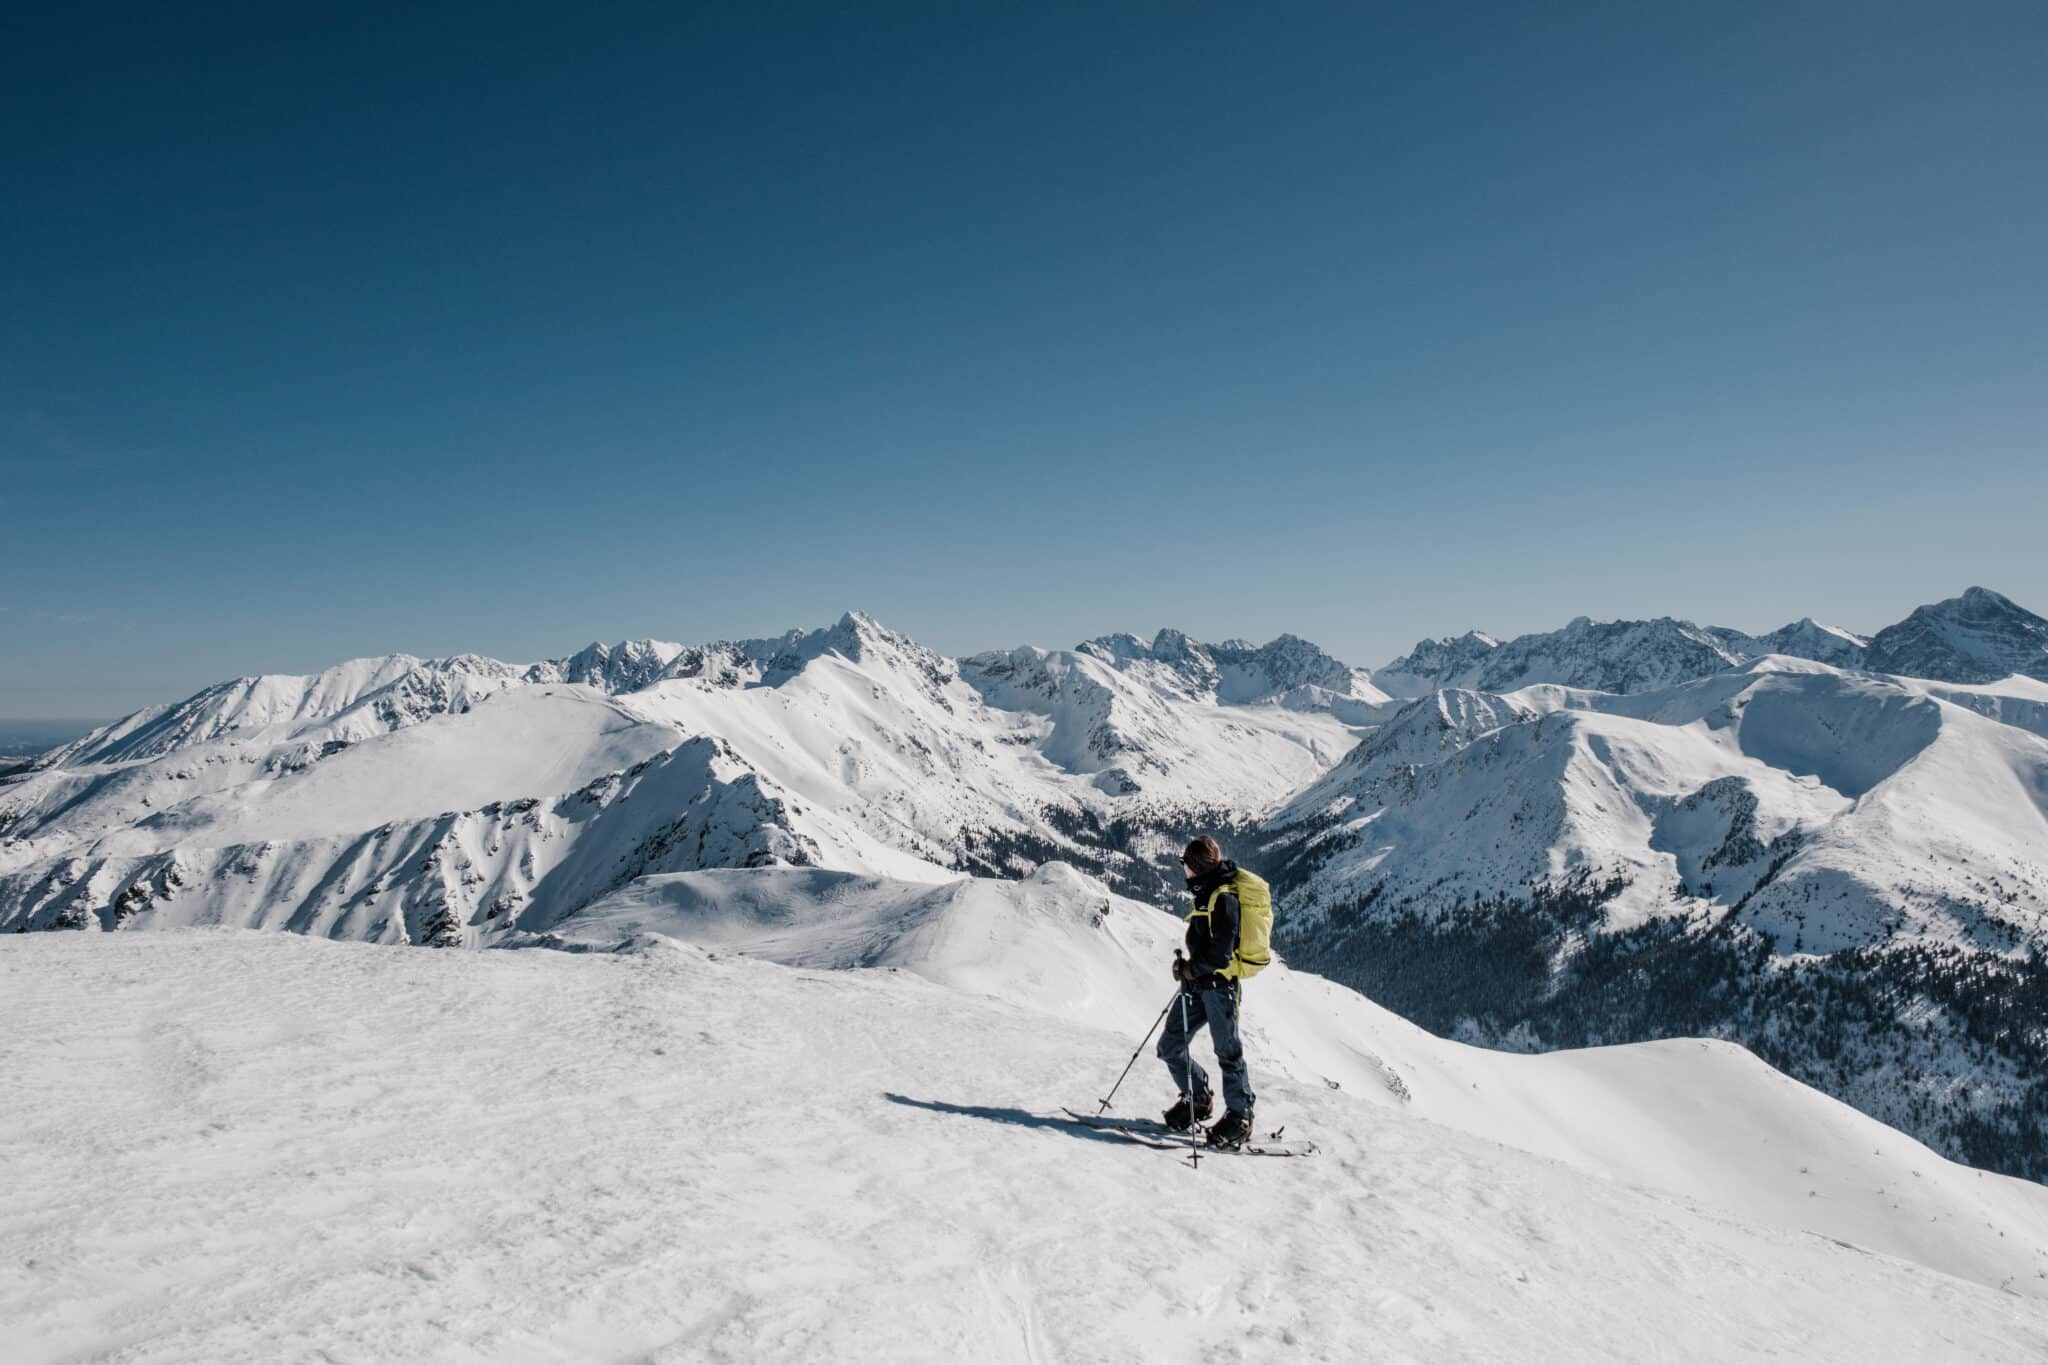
[1198,868,1273,979]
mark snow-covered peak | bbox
[554,638,690,693]
[1273,661,2029,928]
[38,614,971,774]
[1076,628,1174,666]
[733,610,957,699]
[1864,586,2048,684]
[531,614,951,698]
[1072,631,1151,665]
[1372,630,1502,695]
[1146,626,1202,662]
[953,642,1356,799]
[1753,617,1870,668]
[42,653,532,767]
[1075,628,1382,708]
[1375,615,1750,698]
[1353,686,1534,772]
[1377,608,1888,698]
[1210,632,1379,703]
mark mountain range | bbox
[5,587,2048,1178]
[1372,585,2048,696]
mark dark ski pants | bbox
[1157,981,1254,1115]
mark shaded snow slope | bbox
[6,928,2046,1364]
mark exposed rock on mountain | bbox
[1750,617,1870,668]
[1864,586,2048,684]
[1077,628,1388,710]
[1378,609,1883,696]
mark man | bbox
[1157,835,1261,1148]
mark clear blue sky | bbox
[3,2,2043,719]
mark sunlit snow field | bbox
[7,870,2048,1363]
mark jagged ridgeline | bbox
[0,615,1365,944]
[5,590,2048,1178]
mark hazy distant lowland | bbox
[0,720,100,765]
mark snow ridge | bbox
[1372,589,2043,698]
[1076,627,1390,709]
[11,921,2048,1361]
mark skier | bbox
[1158,835,1273,1149]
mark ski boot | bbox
[1206,1108,1254,1149]
[1162,1088,1215,1133]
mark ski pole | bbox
[1096,970,1184,1115]
[1179,987,1201,1170]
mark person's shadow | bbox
[883,1093,1159,1148]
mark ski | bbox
[1059,1108,1317,1157]
[1061,1107,1179,1136]
[1220,1139,1318,1158]
[1061,1109,1188,1148]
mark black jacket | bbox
[1184,860,1241,984]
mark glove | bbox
[1171,955,1194,985]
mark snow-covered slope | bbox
[1374,613,1864,698]
[1375,616,1757,697]
[8,900,2048,1363]
[1263,656,2048,1177]
[550,862,2048,1302]
[0,614,1364,942]
[13,591,2048,1187]
[956,642,1360,799]
[42,653,538,767]
[1753,616,1871,668]
[1370,593,2048,699]
[1367,630,1504,698]
[1374,587,2046,700]
[1272,659,2048,943]
[1075,628,1392,713]
[29,617,961,774]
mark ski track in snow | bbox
[5,931,2047,1364]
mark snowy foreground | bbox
[8,869,2048,1363]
